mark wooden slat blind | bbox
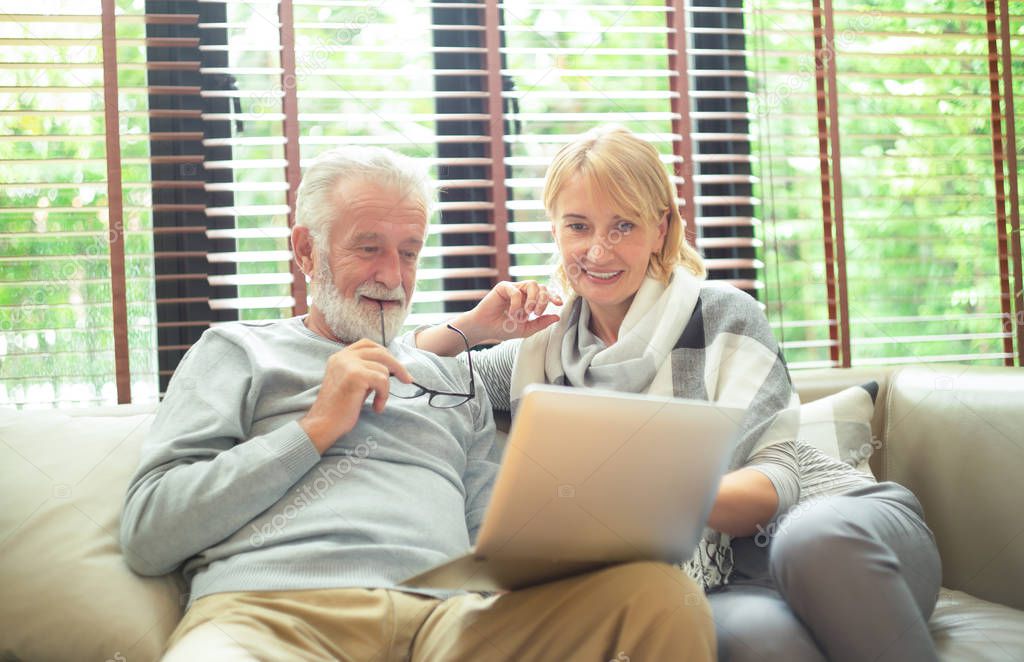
[497,0,761,291]
[102,0,132,402]
[749,0,1022,368]
[3,0,1021,408]
[1,2,170,407]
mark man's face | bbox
[310,178,428,344]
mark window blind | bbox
[197,0,754,329]
[499,0,763,291]
[198,0,509,327]
[749,0,1022,368]
[5,0,1020,408]
[145,0,242,394]
[0,0,184,407]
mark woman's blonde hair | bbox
[543,125,705,293]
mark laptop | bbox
[400,383,744,591]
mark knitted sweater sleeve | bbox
[119,328,322,575]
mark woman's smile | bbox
[580,267,625,284]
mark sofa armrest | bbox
[882,365,1024,611]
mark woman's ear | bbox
[550,219,561,244]
[291,225,316,279]
[654,212,669,252]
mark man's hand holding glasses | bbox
[298,338,415,455]
[380,303,476,409]
[298,304,477,454]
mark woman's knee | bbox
[709,588,825,662]
[768,498,890,584]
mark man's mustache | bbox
[354,285,406,305]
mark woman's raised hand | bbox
[460,280,564,345]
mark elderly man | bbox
[120,146,714,661]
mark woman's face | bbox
[551,175,667,321]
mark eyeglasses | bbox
[379,303,475,409]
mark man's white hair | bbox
[295,145,434,245]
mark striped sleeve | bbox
[797,443,875,502]
[745,439,801,519]
[458,338,521,412]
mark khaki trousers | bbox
[162,562,714,662]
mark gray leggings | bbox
[709,481,942,662]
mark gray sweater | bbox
[120,316,500,608]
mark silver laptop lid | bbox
[475,384,743,564]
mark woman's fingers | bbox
[523,281,539,315]
[499,281,525,314]
[489,280,564,337]
[534,287,562,313]
[534,287,548,314]
[510,280,562,317]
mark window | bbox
[749,0,1023,367]
[498,0,760,291]
[1,1,163,407]
[2,0,1021,408]
[146,0,242,394]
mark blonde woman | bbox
[416,125,941,661]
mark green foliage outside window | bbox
[1,0,1021,408]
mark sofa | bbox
[1,364,1022,661]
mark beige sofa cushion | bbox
[792,366,896,478]
[797,382,878,476]
[930,588,1024,661]
[0,405,183,662]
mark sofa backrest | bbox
[795,365,1024,611]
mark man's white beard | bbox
[311,258,409,345]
